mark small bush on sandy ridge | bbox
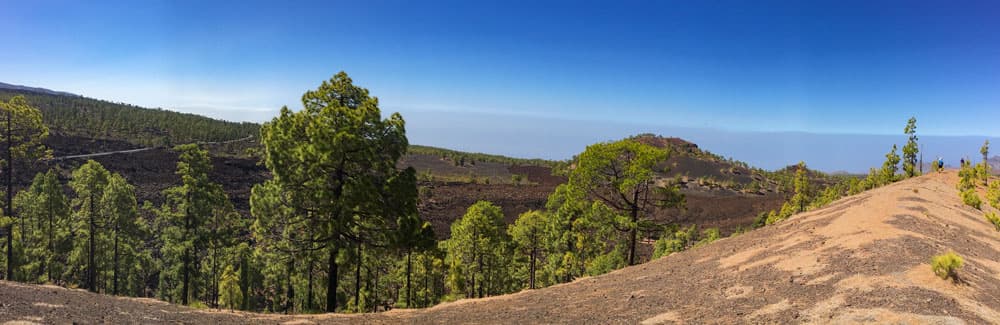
[962,189,982,210]
[931,251,964,282]
[985,212,1000,232]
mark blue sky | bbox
[2,1,999,171]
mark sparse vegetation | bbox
[984,212,1000,231]
[961,189,982,210]
[409,145,563,169]
[930,251,964,282]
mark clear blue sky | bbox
[2,1,999,170]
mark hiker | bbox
[937,157,944,172]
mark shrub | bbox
[961,189,982,210]
[987,182,1000,208]
[986,212,1000,232]
[931,251,964,281]
[511,174,523,185]
[696,228,721,246]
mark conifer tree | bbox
[155,144,231,305]
[0,95,50,280]
[12,170,69,283]
[902,117,919,178]
[444,201,513,298]
[257,72,411,312]
[565,139,681,265]
[68,160,110,292]
[509,210,546,289]
[100,173,144,295]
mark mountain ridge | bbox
[0,82,79,97]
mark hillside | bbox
[0,89,259,149]
[3,171,997,323]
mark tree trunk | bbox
[325,244,338,312]
[4,111,12,281]
[354,242,362,311]
[307,257,314,311]
[113,231,119,295]
[182,248,190,305]
[88,193,96,292]
[405,251,412,308]
[371,266,378,313]
[423,261,429,307]
[212,247,220,307]
[48,207,54,283]
[286,256,294,313]
[529,244,536,289]
[628,204,638,266]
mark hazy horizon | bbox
[4,1,999,173]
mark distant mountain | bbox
[0,82,80,97]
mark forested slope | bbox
[0,89,259,147]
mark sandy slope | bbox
[3,171,999,324]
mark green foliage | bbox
[566,139,680,265]
[394,210,436,308]
[11,170,70,283]
[764,162,816,225]
[256,72,415,312]
[961,189,982,210]
[987,182,1000,208]
[155,144,236,305]
[408,145,562,169]
[2,95,51,280]
[652,225,698,259]
[444,201,516,298]
[696,228,721,246]
[0,90,257,148]
[508,210,547,289]
[902,117,919,178]
[67,160,111,291]
[930,251,964,281]
[881,145,901,184]
[101,173,148,296]
[981,140,991,184]
[585,248,625,277]
[539,185,615,286]
[219,265,242,311]
[984,212,1000,232]
[958,159,977,192]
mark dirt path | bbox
[3,171,999,324]
[46,135,254,161]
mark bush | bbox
[931,251,964,281]
[961,189,982,210]
[986,212,1000,232]
[696,228,721,246]
[987,182,1000,208]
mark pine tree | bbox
[508,210,546,289]
[565,139,681,265]
[257,72,412,312]
[902,117,919,178]
[0,95,50,280]
[981,140,990,185]
[219,265,242,311]
[880,145,901,186]
[444,201,513,298]
[155,144,231,305]
[100,173,144,296]
[11,170,69,284]
[68,160,110,292]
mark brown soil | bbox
[3,171,998,324]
